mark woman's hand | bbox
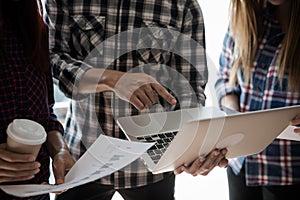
[0,143,40,183]
[290,114,300,134]
[174,148,228,176]
[51,149,75,185]
[46,131,75,185]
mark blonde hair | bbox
[229,0,300,91]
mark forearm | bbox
[77,68,125,94]
[45,130,75,185]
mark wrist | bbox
[46,131,70,159]
[99,70,124,90]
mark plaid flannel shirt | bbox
[0,26,63,199]
[215,9,300,186]
[45,0,207,189]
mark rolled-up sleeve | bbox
[45,0,91,99]
[215,29,241,104]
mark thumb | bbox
[52,161,65,185]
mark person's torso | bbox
[0,27,50,189]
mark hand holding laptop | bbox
[290,114,300,133]
[278,114,300,141]
[174,148,228,176]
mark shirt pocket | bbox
[136,19,180,64]
[70,15,106,58]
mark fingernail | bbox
[28,175,35,179]
[35,162,41,168]
[174,169,181,175]
[171,98,177,104]
[34,168,40,174]
[222,149,228,155]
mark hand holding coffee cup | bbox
[6,119,47,160]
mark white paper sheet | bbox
[0,135,154,197]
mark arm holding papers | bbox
[0,135,155,198]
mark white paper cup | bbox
[6,119,47,159]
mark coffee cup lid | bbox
[7,119,47,145]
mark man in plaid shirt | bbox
[45,0,227,199]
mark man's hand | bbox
[78,69,176,110]
[174,148,228,176]
[114,72,176,110]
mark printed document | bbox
[0,135,154,197]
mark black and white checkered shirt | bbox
[45,0,207,189]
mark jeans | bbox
[227,165,300,200]
[55,173,175,200]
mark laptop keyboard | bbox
[137,132,177,164]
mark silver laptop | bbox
[117,105,300,174]
[116,106,226,173]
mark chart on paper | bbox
[0,135,154,197]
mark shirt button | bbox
[261,63,266,68]
[78,19,87,27]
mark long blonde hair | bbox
[229,0,300,91]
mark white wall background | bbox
[199,0,230,107]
